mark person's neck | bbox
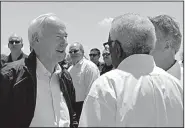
[160,57,176,71]
[37,56,57,74]
[72,57,83,65]
[94,61,99,65]
[11,50,22,61]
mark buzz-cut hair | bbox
[90,48,101,56]
[150,14,182,53]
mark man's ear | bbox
[115,41,123,58]
[32,32,40,44]
[21,43,23,48]
[164,39,172,50]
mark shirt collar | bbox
[117,54,156,77]
[73,58,84,67]
[36,58,62,77]
[8,52,23,62]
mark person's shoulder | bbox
[149,66,183,92]
[23,53,28,58]
[84,59,98,68]
[1,58,26,76]
[94,69,125,83]
[154,66,180,82]
[1,54,9,63]
[88,69,120,98]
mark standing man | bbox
[100,47,113,75]
[89,48,104,72]
[2,34,27,66]
[0,13,76,127]
[79,13,183,127]
[150,15,182,81]
[68,42,100,124]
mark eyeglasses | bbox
[9,40,21,44]
[103,39,123,55]
[89,54,98,57]
[103,40,123,48]
[69,49,79,54]
[103,40,114,48]
[102,53,110,57]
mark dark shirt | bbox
[6,52,28,63]
[1,52,28,68]
[96,61,105,73]
[100,64,113,75]
[59,59,71,70]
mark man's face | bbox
[105,34,120,68]
[8,37,23,52]
[36,23,68,63]
[69,44,83,63]
[89,50,100,64]
[102,50,112,65]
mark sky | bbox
[1,1,184,61]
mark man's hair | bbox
[28,13,65,47]
[150,15,182,53]
[74,42,85,54]
[90,48,101,56]
[110,13,156,57]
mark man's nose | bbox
[61,42,68,47]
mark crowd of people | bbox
[0,12,183,127]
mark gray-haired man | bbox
[79,13,183,127]
[0,13,77,127]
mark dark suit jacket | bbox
[0,51,77,128]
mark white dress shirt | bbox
[68,58,100,102]
[79,54,183,127]
[167,61,181,80]
[30,58,70,127]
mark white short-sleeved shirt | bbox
[79,54,183,127]
[167,61,181,80]
[30,58,70,127]
[68,58,100,102]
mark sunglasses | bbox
[89,54,98,57]
[102,53,110,57]
[9,40,21,44]
[69,49,79,54]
